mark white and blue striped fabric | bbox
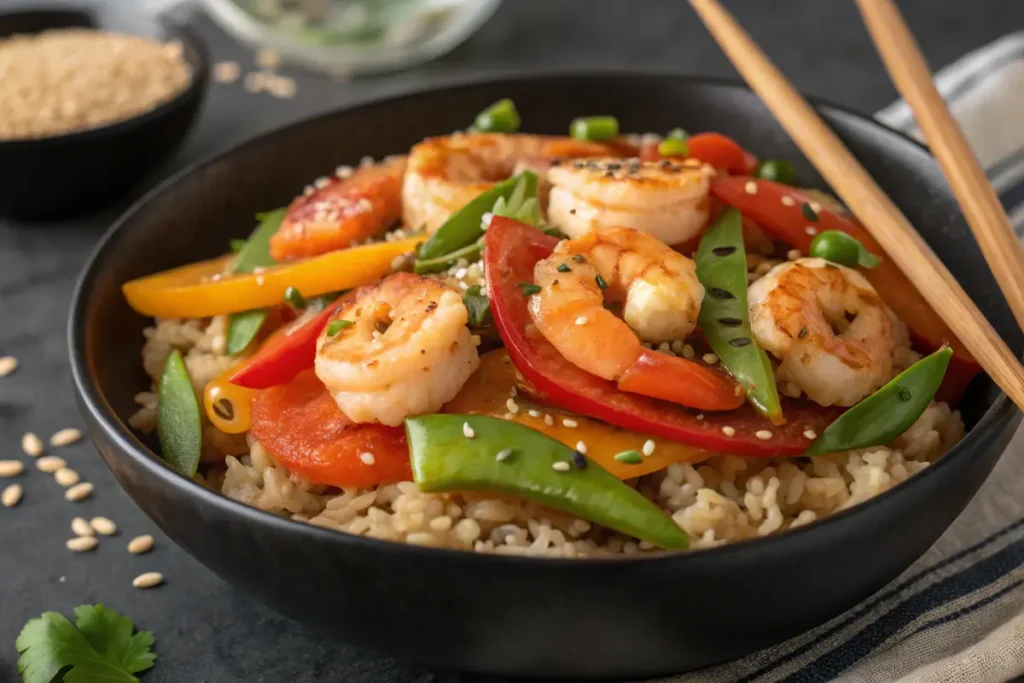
[660,33,1024,683]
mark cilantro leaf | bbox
[16,605,156,683]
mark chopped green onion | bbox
[557,263,571,273]
[570,116,619,141]
[284,286,307,310]
[595,274,608,290]
[463,286,491,328]
[472,98,521,133]
[754,159,798,185]
[613,450,643,464]
[518,283,542,296]
[657,137,689,157]
[666,128,688,140]
[326,320,353,336]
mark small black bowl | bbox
[0,7,208,219]
[69,74,1022,680]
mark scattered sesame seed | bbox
[255,47,281,69]
[721,426,736,437]
[502,412,514,420]
[781,195,796,207]
[528,409,541,418]
[810,201,822,213]
[255,275,265,286]
[90,517,117,536]
[132,572,164,589]
[702,353,719,365]
[54,468,80,487]
[71,517,94,537]
[506,398,520,414]
[575,316,589,326]
[2,483,23,507]
[462,422,476,439]
[642,439,656,456]
[744,180,758,195]
[658,341,671,352]
[36,456,67,474]
[562,418,578,428]
[21,432,43,457]
[0,460,24,478]
[575,440,588,454]
[805,227,818,236]
[0,356,17,377]
[495,448,514,462]
[682,344,696,359]
[543,413,554,427]
[803,429,818,440]
[455,267,468,279]
[66,536,98,553]
[128,534,154,555]
[697,414,705,420]
[64,482,93,502]
[670,340,685,355]
[49,428,82,447]
[787,249,802,261]
[551,461,571,472]
[335,165,354,178]
[359,452,376,465]
[755,430,773,440]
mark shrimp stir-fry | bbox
[315,273,480,426]
[748,258,907,407]
[528,226,743,411]
[547,157,713,245]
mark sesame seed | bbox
[335,165,354,178]
[810,201,822,213]
[66,536,98,553]
[562,418,578,428]
[0,356,17,376]
[803,429,818,440]
[128,534,154,555]
[255,47,281,69]
[787,249,802,261]
[575,316,589,326]
[132,572,164,589]
[0,460,24,477]
[21,432,43,457]
[781,195,796,207]
[359,452,375,465]
[462,422,476,439]
[658,341,671,352]
[36,456,66,473]
[575,440,588,454]
[642,439,656,456]
[702,353,719,365]
[495,448,514,462]
[506,398,520,414]
[54,468,80,487]
[744,180,758,195]
[722,426,736,437]
[670,340,685,354]
[255,275,265,286]
[49,428,82,447]
[455,267,468,279]
[71,517,94,537]
[682,344,695,359]
[552,461,571,472]
[2,483,23,507]
[90,517,117,536]
[543,413,554,427]
[697,414,705,420]
[65,482,93,502]
[502,412,514,420]
[805,226,818,236]
[755,430,773,440]
[528,409,541,418]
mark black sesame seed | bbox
[712,246,737,257]
[606,162,621,170]
[798,327,808,339]
[898,387,912,401]
[708,287,735,300]
[573,161,585,169]
[718,317,743,327]
[569,209,577,215]
[595,274,608,290]
[802,203,819,221]
[550,159,563,167]
[604,171,615,178]
[571,450,588,469]
[557,263,571,273]
[729,337,752,347]
[572,254,586,263]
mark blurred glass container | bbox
[201,0,501,75]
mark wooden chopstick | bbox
[688,0,1024,411]
[857,0,1024,332]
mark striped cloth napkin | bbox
[660,32,1024,683]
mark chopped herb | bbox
[283,286,307,310]
[798,327,808,338]
[462,285,491,327]
[595,274,608,290]
[518,283,542,296]
[801,203,819,221]
[572,254,585,263]
[613,450,643,464]
[326,320,353,336]
[557,263,571,273]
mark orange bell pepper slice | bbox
[122,237,424,319]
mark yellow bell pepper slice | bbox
[122,237,424,319]
[445,350,713,479]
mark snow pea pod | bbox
[695,208,783,424]
[226,209,286,354]
[417,171,537,260]
[804,346,952,455]
[157,349,202,477]
[406,414,689,549]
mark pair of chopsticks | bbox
[689,0,1024,411]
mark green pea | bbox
[809,230,880,269]
[472,98,521,133]
[754,159,799,185]
[570,116,619,141]
[666,127,688,140]
[657,137,689,157]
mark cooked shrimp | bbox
[269,155,407,261]
[315,272,480,426]
[547,157,713,245]
[402,133,624,232]
[748,258,906,407]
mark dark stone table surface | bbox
[2,1,1023,681]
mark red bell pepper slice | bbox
[617,349,744,411]
[640,132,759,175]
[485,216,840,456]
[710,176,981,403]
[229,296,348,389]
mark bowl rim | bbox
[0,7,210,150]
[68,70,1019,569]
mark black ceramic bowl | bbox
[69,74,1022,680]
[0,7,208,219]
